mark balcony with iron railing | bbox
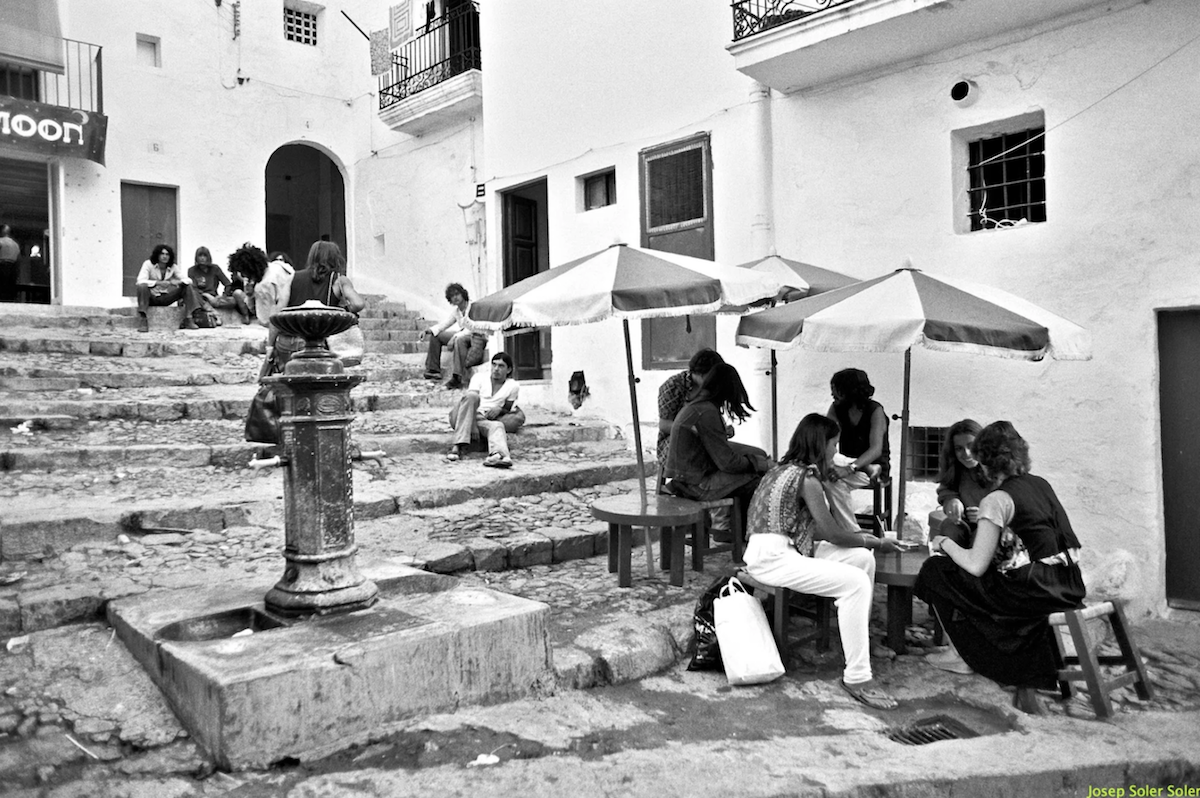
[728,0,1117,93]
[377,2,481,136]
[1,38,103,114]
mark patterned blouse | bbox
[656,370,693,467]
[746,462,822,555]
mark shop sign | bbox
[0,96,108,166]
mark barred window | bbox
[967,127,1045,231]
[644,142,707,232]
[284,7,319,46]
[906,426,946,482]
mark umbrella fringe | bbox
[734,335,1090,362]
[468,300,732,332]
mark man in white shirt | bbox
[446,352,526,468]
[423,282,489,389]
[134,244,204,332]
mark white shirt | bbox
[136,260,191,286]
[256,260,295,325]
[468,370,519,415]
[430,301,474,337]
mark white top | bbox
[256,260,295,325]
[468,370,519,415]
[135,260,191,286]
[430,301,473,337]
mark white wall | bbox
[481,0,1200,614]
[481,0,779,449]
[766,0,1200,614]
[53,0,477,319]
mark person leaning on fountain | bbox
[446,351,525,468]
[134,243,205,332]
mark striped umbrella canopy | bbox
[468,243,779,577]
[467,243,780,330]
[737,253,858,302]
[735,266,1092,533]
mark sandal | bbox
[483,453,511,469]
[445,445,464,462]
[841,679,898,710]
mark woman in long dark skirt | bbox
[914,420,1086,713]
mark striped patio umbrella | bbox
[735,266,1092,533]
[470,243,779,578]
[737,253,858,458]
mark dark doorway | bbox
[1158,309,1200,610]
[501,179,550,381]
[264,145,346,265]
[0,156,51,303]
[120,182,178,297]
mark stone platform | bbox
[107,564,552,770]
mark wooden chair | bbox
[1050,601,1154,718]
[854,477,892,536]
[736,570,833,655]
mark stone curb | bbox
[0,363,426,394]
[0,334,268,359]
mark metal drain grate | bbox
[884,715,980,746]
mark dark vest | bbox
[1001,474,1081,559]
[287,269,336,307]
[834,399,891,478]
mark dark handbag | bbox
[245,384,280,444]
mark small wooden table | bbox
[874,548,932,654]
[590,493,706,587]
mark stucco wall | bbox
[482,0,1200,614]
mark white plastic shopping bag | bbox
[713,577,784,686]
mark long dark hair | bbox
[149,244,175,267]
[830,368,874,410]
[936,418,983,485]
[699,363,755,423]
[305,240,346,282]
[781,413,840,479]
[974,420,1031,479]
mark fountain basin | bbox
[108,563,552,770]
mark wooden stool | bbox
[692,496,745,570]
[1050,601,1154,718]
[737,571,833,655]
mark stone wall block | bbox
[464,538,507,571]
[534,526,595,562]
[505,531,553,568]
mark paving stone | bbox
[574,618,678,686]
[464,538,508,571]
[19,584,106,632]
[505,531,554,569]
[534,526,595,563]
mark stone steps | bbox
[0,440,643,561]
[0,409,614,472]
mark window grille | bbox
[644,144,706,232]
[284,7,319,46]
[967,127,1045,231]
[906,426,945,482]
[583,170,616,211]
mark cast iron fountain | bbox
[259,299,378,616]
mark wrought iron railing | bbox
[378,2,480,110]
[1,38,103,113]
[731,0,856,41]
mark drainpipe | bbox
[745,81,777,458]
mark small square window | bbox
[136,34,161,68]
[906,426,946,482]
[966,126,1045,231]
[582,170,616,211]
[284,7,319,46]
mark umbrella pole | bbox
[622,320,656,579]
[896,348,912,539]
[770,350,779,462]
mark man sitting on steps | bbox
[446,351,525,468]
[135,243,204,333]
[422,282,488,389]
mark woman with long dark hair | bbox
[663,363,769,527]
[744,413,902,709]
[915,421,1086,713]
[932,418,987,546]
[274,241,366,370]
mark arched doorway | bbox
[264,144,346,266]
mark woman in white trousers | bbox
[743,413,902,710]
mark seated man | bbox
[135,243,204,332]
[446,352,525,468]
[188,246,251,324]
[423,282,489,389]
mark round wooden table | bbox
[590,492,706,587]
[874,548,935,654]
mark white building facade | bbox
[480,0,1200,616]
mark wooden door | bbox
[120,183,177,296]
[1159,309,1200,610]
[503,192,546,380]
